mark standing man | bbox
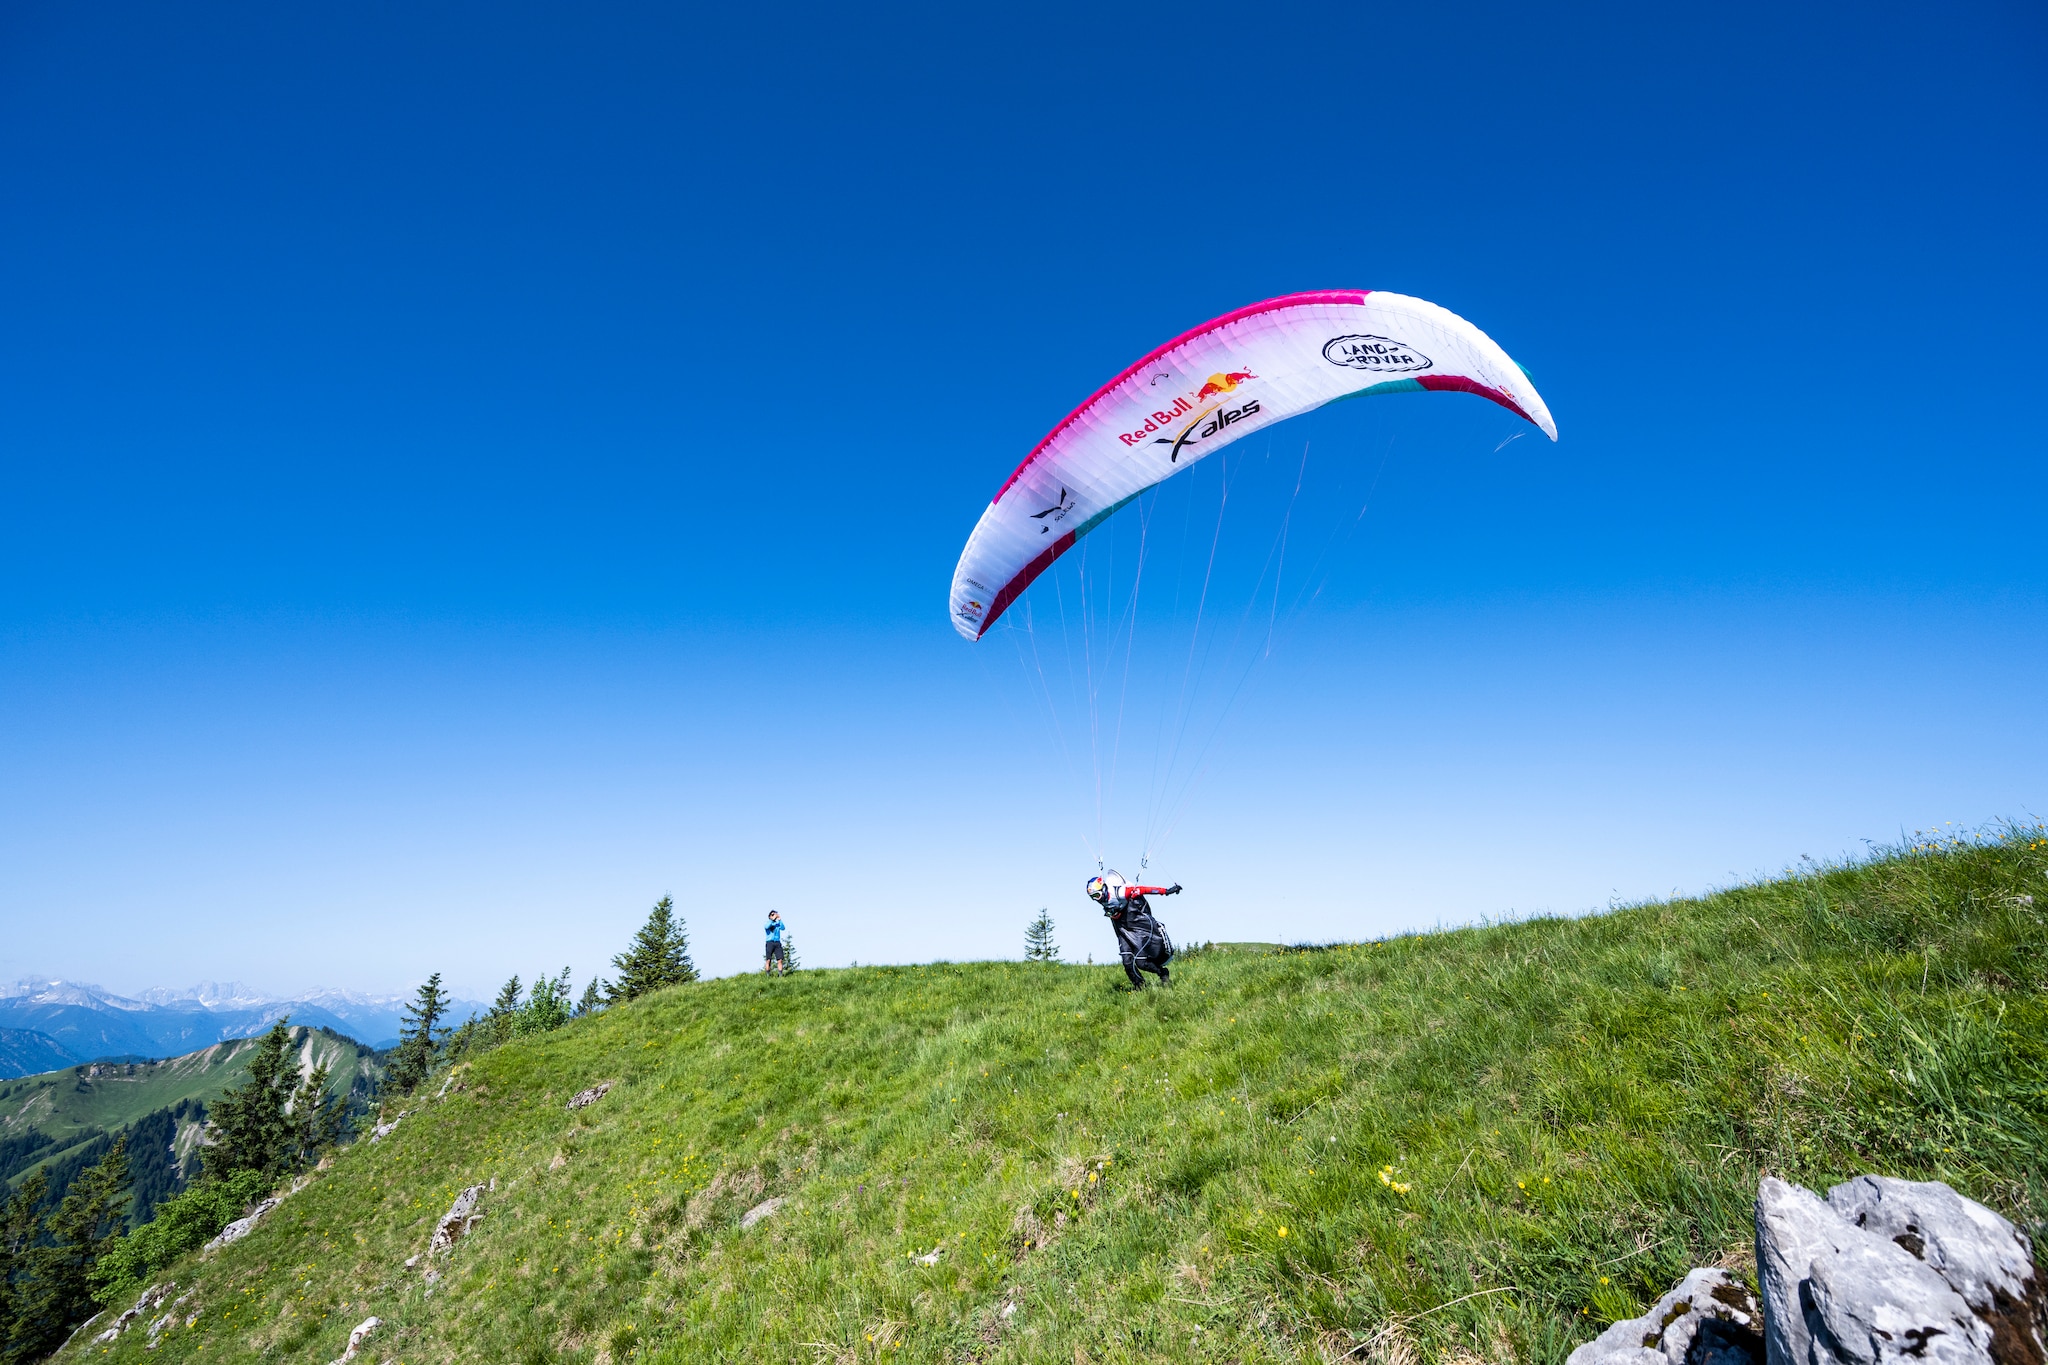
[1085,872,1180,988]
[763,910,790,974]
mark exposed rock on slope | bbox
[1572,1176,2043,1365]
[1566,1268,1764,1365]
[204,1198,281,1253]
[566,1080,611,1110]
[429,1184,487,1254]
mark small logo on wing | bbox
[1195,370,1255,399]
[1030,486,1074,533]
[1322,335,1430,372]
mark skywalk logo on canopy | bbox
[1029,486,1074,532]
[1322,334,1432,372]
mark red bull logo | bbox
[1196,370,1255,400]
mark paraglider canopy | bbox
[949,290,1554,639]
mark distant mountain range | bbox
[0,978,488,1077]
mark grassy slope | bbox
[67,834,2047,1365]
[1,1027,379,1184]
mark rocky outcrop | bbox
[204,1198,281,1253]
[429,1184,486,1254]
[1757,1175,2044,1365]
[1571,1175,2042,1365]
[1825,1177,2046,1365]
[89,1281,177,1345]
[1566,1268,1764,1365]
[327,1314,381,1365]
[566,1081,612,1111]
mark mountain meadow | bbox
[43,830,2048,1364]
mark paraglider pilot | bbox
[1086,872,1180,988]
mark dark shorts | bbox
[765,941,785,962]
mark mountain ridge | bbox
[0,977,487,1069]
[0,1026,77,1079]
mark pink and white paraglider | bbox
[949,290,1555,640]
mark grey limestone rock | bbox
[1758,1174,2042,1365]
[566,1081,613,1111]
[204,1198,281,1253]
[88,1281,177,1346]
[1826,1177,2046,1365]
[428,1184,486,1254]
[326,1314,382,1365]
[1565,1268,1765,1365]
[1759,1178,1854,1365]
[1805,1230,1988,1365]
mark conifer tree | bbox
[204,1022,298,1182]
[389,973,451,1093]
[607,896,697,1001]
[14,1136,129,1357]
[490,975,522,1019]
[576,979,607,1016]
[288,1060,342,1163]
[0,1169,50,1360]
[1024,909,1061,962]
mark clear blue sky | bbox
[2,0,2042,1001]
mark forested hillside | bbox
[47,831,2048,1364]
[0,1030,76,1082]
[0,1028,379,1223]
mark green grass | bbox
[64,829,2047,1364]
[2,1027,379,1188]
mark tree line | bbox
[385,894,698,1091]
[0,895,700,1358]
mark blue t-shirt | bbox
[764,918,786,943]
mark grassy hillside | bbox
[1,1026,380,1192]
[63,831,2046,1365]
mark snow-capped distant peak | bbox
[0,977,151,1011]
[291,987,410,1009]
[135,981,275,1010]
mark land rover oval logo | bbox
[1322,334,1432,373]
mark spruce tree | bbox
[1024,909,1060,962]
[15,1137,129,1357]
[204,1022,298,1182]
[482,974,523,1047]
[576,979,607,1016]
[288,1061,341,1163]
[389,973,451,1094]
[607,896,697,1001]
[0,1169,50,1360]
